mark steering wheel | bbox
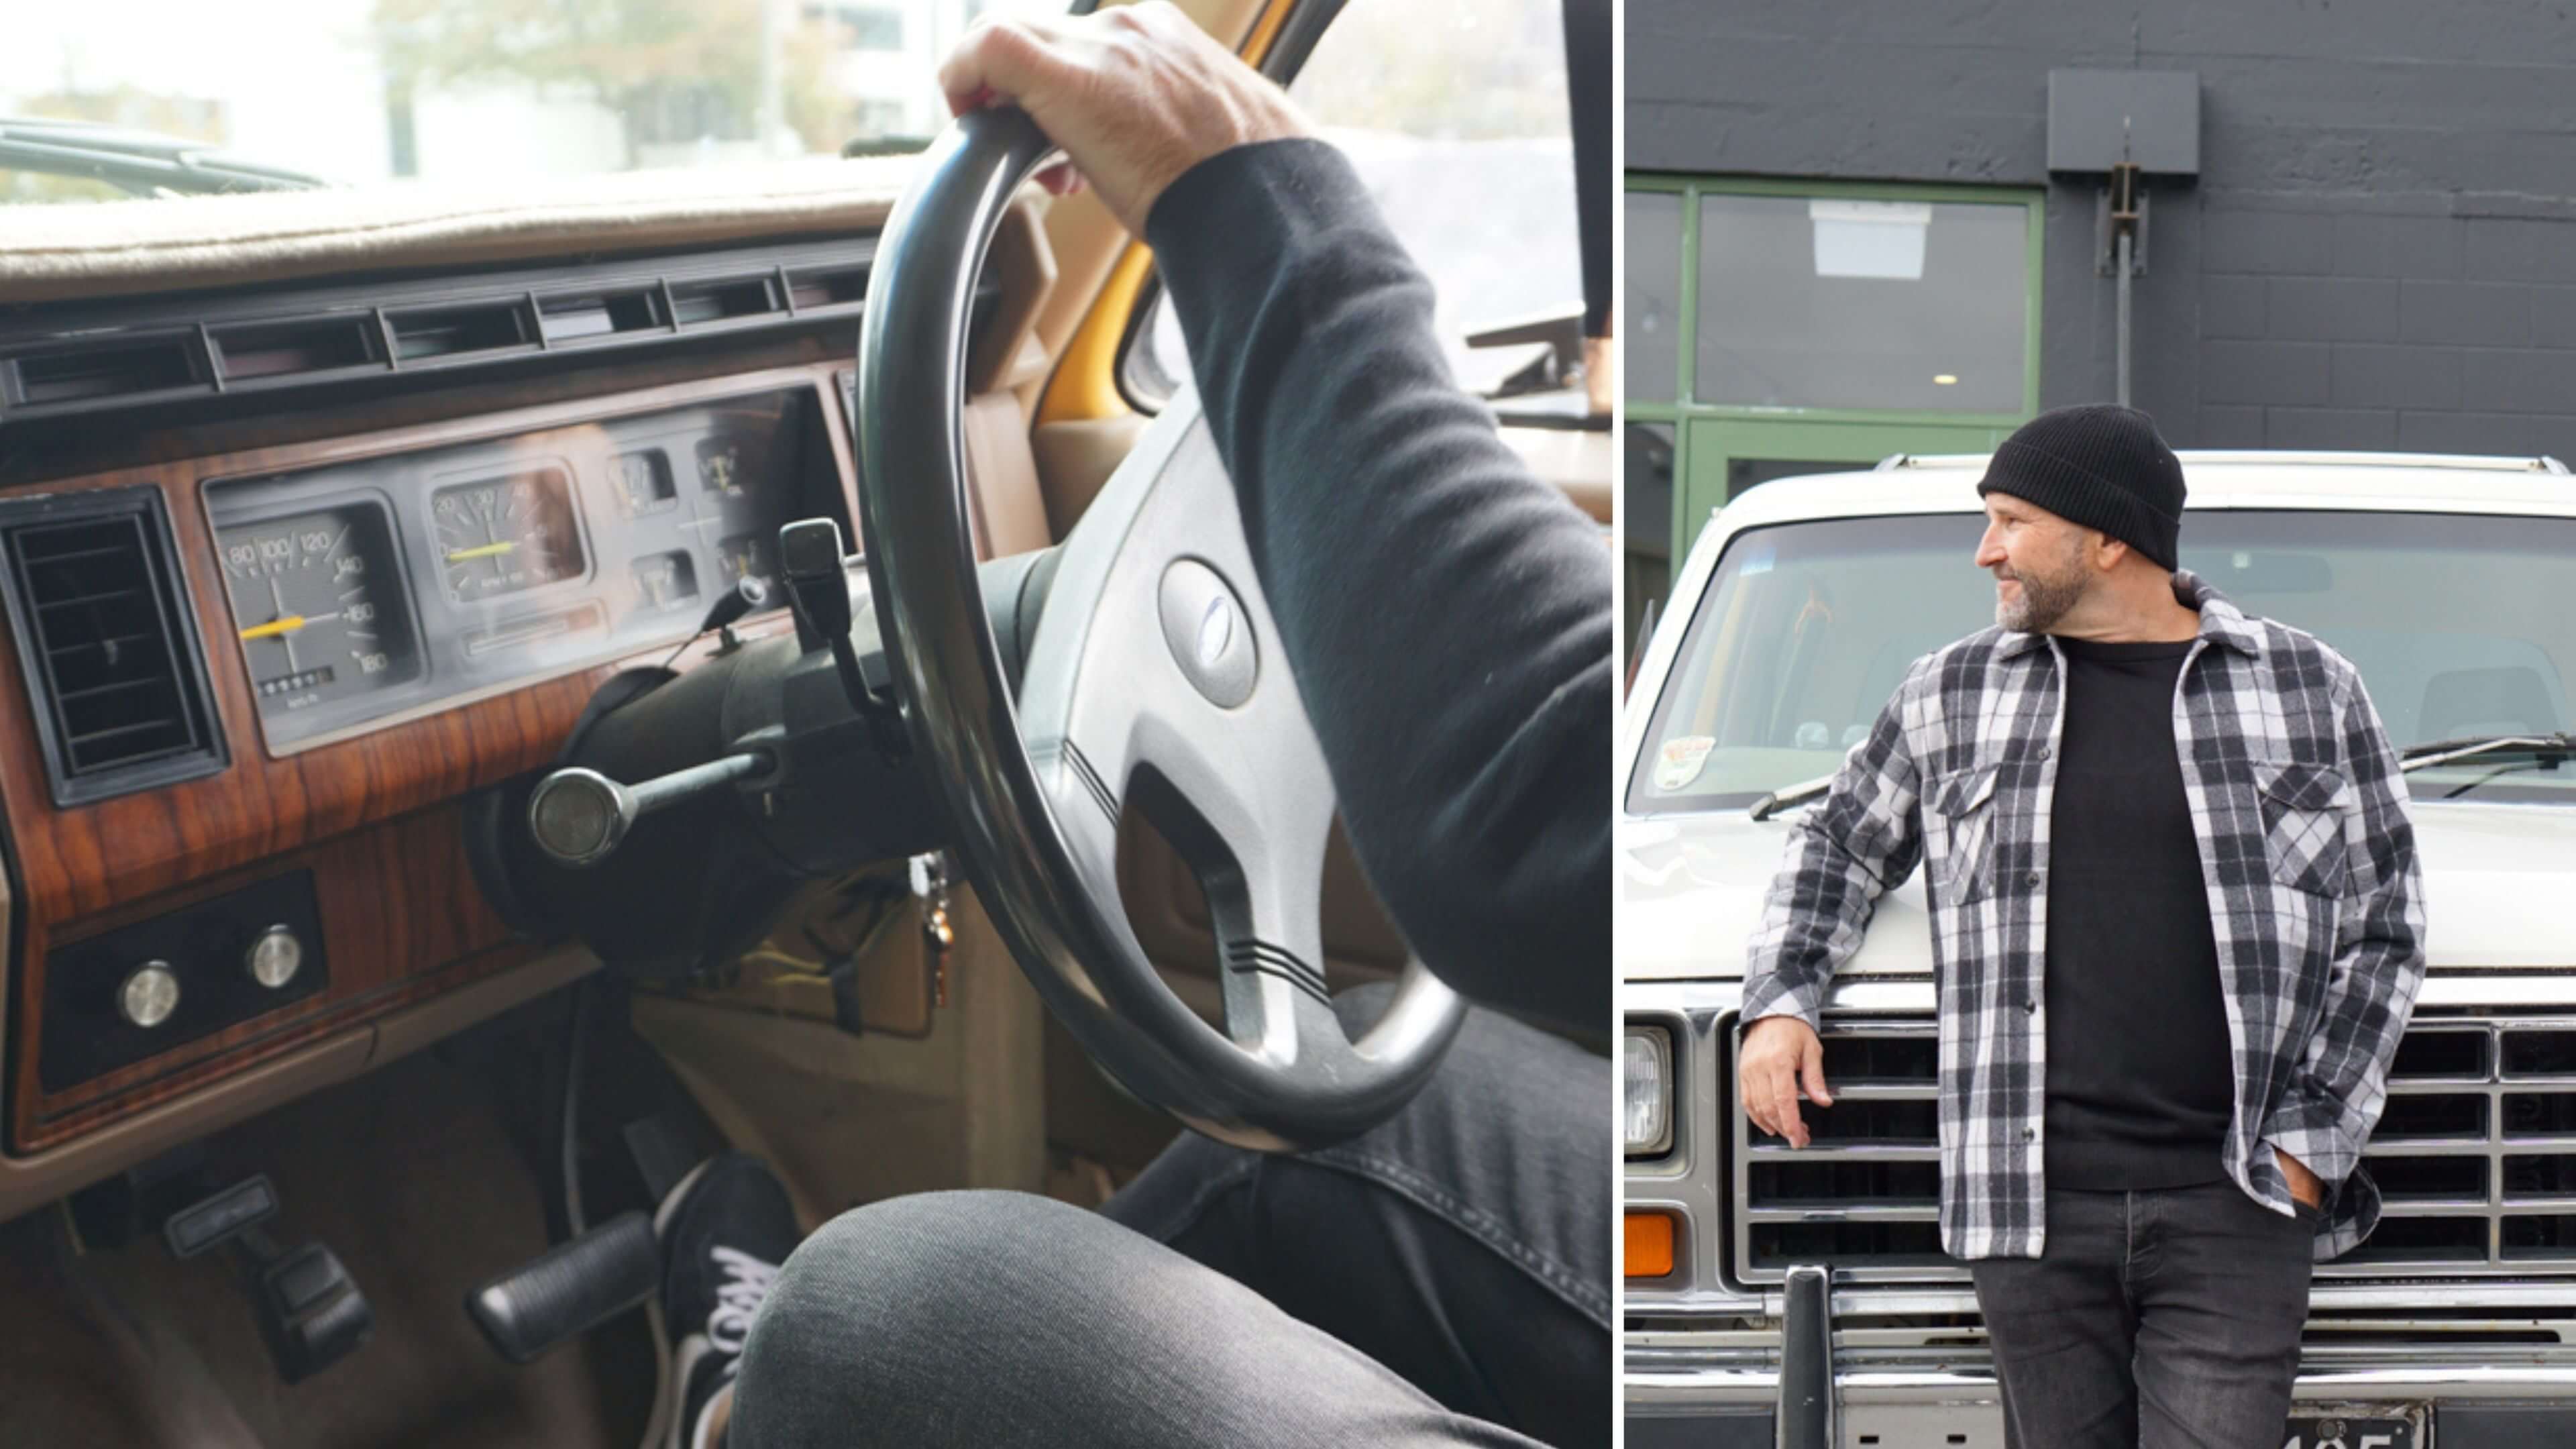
[853,108,1466,1152]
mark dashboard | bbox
[0,361,873,1170]
[205,387,847,753]
[0,199,1057,1224]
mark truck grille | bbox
[1727,1016,2576,1285]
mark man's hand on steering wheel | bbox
[858,26,1470,1150]
[936,1,1311,235]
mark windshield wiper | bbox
[2400,732,2575,773]
[0,117,325,197]
[1748,773,1837,821]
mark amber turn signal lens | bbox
[1625,1211,1675,1279]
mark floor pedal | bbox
[238,1228,374,1384]
[159,1174,372,1383]
[162,1175,278,1259]
[465,1210,659,1364]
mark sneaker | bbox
[647,1153,802,1449]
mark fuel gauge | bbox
[633,550,699,611]
[714,533,773,590]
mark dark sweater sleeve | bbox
[1143,137,1610,1034]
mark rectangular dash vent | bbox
[386,301,535,362]
[0,241,906,420]
[13,335,203,405]
[786,264,867,311]
[536,286,668,343]
[669,275,781,327]
[211,315,382,382]
[0,489,225,806]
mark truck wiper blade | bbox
[0,117,326,197]
[2399,732,2575,773]
[1748,773,1836,821]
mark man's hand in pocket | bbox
[2275,1146,2325,1209]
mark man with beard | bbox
[1737,404,2426,1448]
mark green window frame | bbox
[1623,174,2046,578]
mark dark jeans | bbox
[731,988,1610,1448]
[1968,1180,2320,1449]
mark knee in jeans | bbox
[742,1193,1082,1385]
[771,1191,1074,1316]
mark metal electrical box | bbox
[2047,69,2201,174]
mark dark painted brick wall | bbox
[1630,0,2576,458]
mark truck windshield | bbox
[1629,508,2576,814]
[3,1,1065,206]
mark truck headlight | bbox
[1624,1024,1672,1157]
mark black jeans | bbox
[1968,1180,2320,1449]
[731,987,1610,1448]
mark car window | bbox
[1628,506,2576,815]
[1,0,1064,204]
[1126,0,1581,406]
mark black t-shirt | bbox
[2041,634,2237,1189]
[1146,140,1611,1034]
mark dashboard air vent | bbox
[0,488,226,806]
[536,285,669,343]
[669,275,781,327]
[210,315,383,382]
[387,301,536,362]
[12,334,203,406]
[0,238,904,423]
[787,264,868,311]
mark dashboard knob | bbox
[246,924,304,989]
[527,751,769,867]
[119,961,181,1028]
[529,767,631,866]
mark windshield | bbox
[1130,0,1579,398]
[3,0,1063,204]
[1629,507,2576,814]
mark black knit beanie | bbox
[1974,405,2186,571]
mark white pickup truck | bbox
[1618,451,2576,1449]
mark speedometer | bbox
[217,501,421,722]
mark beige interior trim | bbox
[963,393,1054,559]
[631,884,1044,1232]
[0,155,926,306]
[1025,201,1137,412]
[1502,424,1617,523]
[1031,415,1154,540]
[969,201,1061,395]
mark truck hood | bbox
[1619,800,2576,980]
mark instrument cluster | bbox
[206,386,845,753]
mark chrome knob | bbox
[527,751,769,867]
[119,961,180,1028]
[527,767,633,867]
[245,924,303,989]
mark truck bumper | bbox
[1626,1356,2576,1447]
[1629,1267,2576,1446]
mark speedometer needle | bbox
[239,610,340,641]
[446,541,518,563]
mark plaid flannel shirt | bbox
[1741,570,2427,1262]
